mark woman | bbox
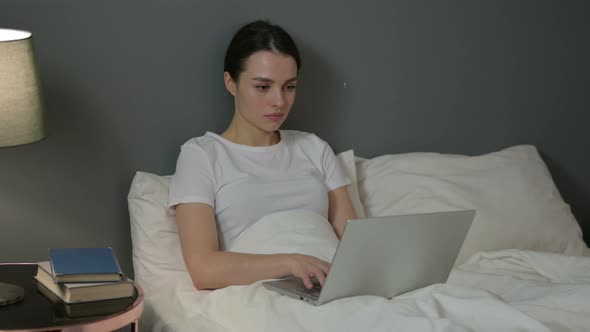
[169,20,356,291]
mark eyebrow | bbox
[251,77,297,83]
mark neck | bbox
[222,114,280,147]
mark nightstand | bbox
[0,263,144,332]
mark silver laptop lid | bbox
[316,210,475,305]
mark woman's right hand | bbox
[287,254,331,289]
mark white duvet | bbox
[145,210,590,332]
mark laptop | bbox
[262,210,475,305]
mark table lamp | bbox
[0,28,46,306]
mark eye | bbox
[284,85,297,91]
[256,85,270,91]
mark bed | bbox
[128,145,590,332]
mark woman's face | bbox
[225,50,298,134]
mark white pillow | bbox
[338,150,366,218]
[127,173,184,294]
[128,150,365,288]
[355,145,590,266]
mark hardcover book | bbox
[49,247,123,283]
[36,281,134,318]
[35,261,133,303]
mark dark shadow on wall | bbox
[5,67,135,273]
[540,151,590,247]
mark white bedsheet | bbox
[143,210,590,332]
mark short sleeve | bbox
[168,143,216,208]
[316,136,352,191]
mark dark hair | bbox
[224,20,301,81]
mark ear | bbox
[224,71,237,97]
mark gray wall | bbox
[1,0,588,277]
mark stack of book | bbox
[36,285,134,323]
[35,247,135,304]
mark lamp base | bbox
[0,282,24,306]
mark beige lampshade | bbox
[0,28,46,147]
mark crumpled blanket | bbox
[145,210,590,332]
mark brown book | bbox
[36,282,134,318]
[35,261,134,304]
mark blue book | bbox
[49,247,123,283]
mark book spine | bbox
[48,257,59,283]
[108,246,124,277]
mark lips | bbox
[264,113,285,121]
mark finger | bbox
[302,274,313,289]
[310,268,326,287]
[314,270,327,287]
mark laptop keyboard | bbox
[293,284,322,298]
[268,277,323,300]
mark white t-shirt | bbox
[168,130,351,249]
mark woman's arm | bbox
[328,186,357,239]
[176,202,331,290]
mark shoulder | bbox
[282,130,327,148]
[175,133,225,171]
[180,132,225,155]
[182,133,216,149]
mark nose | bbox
[271,88,285,108]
